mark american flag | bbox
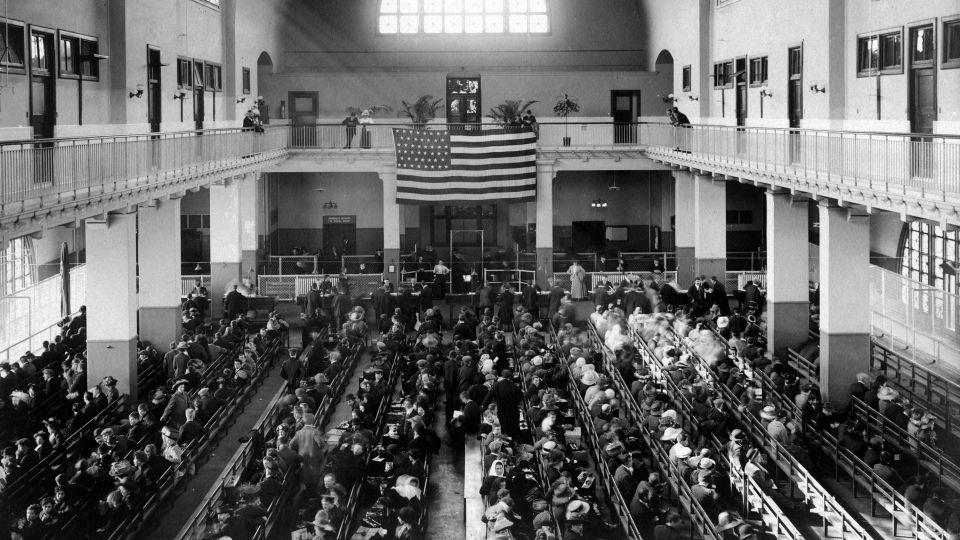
[392,127,537,204]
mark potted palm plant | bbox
[553,94,580,146]
[487,99,539,128]
[397,95,444,129]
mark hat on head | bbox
[717,317,729,329]
[660,426,681,441]
[173,379,190,390]
[675,446,693,459]
[177,342,189,350]
[102,376,118,386]
[729,429,745,441]
[760,405,777,421]
[661,409,678,420]
[877,386,899,401]
[698,457,716,469]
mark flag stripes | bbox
[393,127,537,204]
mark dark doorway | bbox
[446,76,481,128]
[147,47,162,133]
[735,57,748,127]
[192,59,205,130]
[610,90,641,143]
[289,91,319,147]
[322,216,358,263]
[909,24,936,178]
[787,46,803,162]
[29,28,55,185]
[572,221,605,253]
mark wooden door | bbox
[610,90,640,143]
[288,91,319,146]
[192,60,205,130]
[147,47,162,133]
[909,24,936,178]
[29,30,55,139]
[735,58,747,127]
[787,46,803,163]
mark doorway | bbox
[192,60,205,130]
[29,28,55,185]
[446,76,481,129]
[289,91,319,147]
[909,24,936,178]
[572,221,606,254]
[610,90,641,143]
[735,57,748,127]
[147,47,162,133]
[787,46,803,163]
[322,216,357,264]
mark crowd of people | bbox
[0,304,283,539]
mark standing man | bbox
[520,280,539,315]
[306,282,323,319]
[433,259,451,299]
[482,369,523,440]
[225,285,247,319]
[708,276,731,316]
[341,111,358,148]
[547,277,564,320]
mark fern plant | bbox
[345,104,393,117]
[486,99,539,128]
[397,95,445,129]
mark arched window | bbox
[378,0,549,34]
[1,237,35,295]
[899,221,960,294]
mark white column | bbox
[819,203,871,404]
[86,211,139,401]
[239,174,259,276]
[674,170,696,286]
[693,173,726,281]
[210,178,243,310]
[535,163,555,287]
[138,198,183,351]
[765,192,809,355]
[381,167,400,281]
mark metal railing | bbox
[288,122,649,150]
[642,123,960,198]
[0,126,288,208]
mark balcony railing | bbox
[0,126,289,208]
[289,121,647,150]
[641,123,960,197]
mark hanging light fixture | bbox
[590,199,608,208]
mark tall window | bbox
[712,60,733,88]
[681,65,691,92]
[0,19,26,72]
[204,63,222,91]
[945,17,960,68]
[58,33,99,80]
[857,31,902,76]
[378,0,549,34]
[1,238,34,295]
[242,67,251,94]
[900,221,960,295]
[177,58,192,88]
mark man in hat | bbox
[225,285,247,319]
[160,379,191,427]
[483,369,523,439]
[178,408,205,447]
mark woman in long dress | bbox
[568,261,586,300]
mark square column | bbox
[765,192,810,355]
[239,174,259,276]
[694,173,726,281]
[138,198,182,350]
[210,178,243,308]
[819,203,871,404]
[86,212,139,402]
[535,164,555,288]
[673,170,696,287]
[381,167,401,283]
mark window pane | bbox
[2,25,25,66]
[381,0,398,13]
[529,14,548,32]
[398,0,418,12]
[445,14,464,32]
[445,0,463,12]
[465,14,484,32]
[509,0,527,12]
[60,37,75,74]
[947,21,960,60]
[913,26,934,61]
[379,15,398,32]
[485,0,503,13]
[424,0,443,12]
[399,14,419,32]
[465,0,483,12]
[880,32,901,69]
[485,14,504,32]
[529,0,547,12]
[424,14,444,32]
[509,14,527,32]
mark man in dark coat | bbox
[482,369,523,439]
[420,282,434,314]
[547,278,564,319]
[225,286,247,319]
[520,281,539,315]
[443,356,461,422]
[371,283,393,323]
[743,279,762,309]
[498,285,515,329]
[280,349,303,391]
[708,276,731,315]
[686,276,709,317]
[306,283,323,318]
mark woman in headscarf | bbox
[480,459,508,506]
[385,474,423,514]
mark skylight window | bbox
[379,0,549,34]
